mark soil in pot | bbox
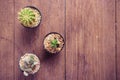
[43,32,64,54]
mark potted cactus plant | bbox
[19,53,40,76]
[43,32,65,54]
[18,6,42,28]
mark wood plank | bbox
[0,0,14,80]
[116,0,120,79]
[66,0,116,80]
[14,0,65,80]
[14,1,40,80]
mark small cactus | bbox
[51,39,59,48]
[43,32,64,53]
[18,7,41,28]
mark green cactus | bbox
[18,8,36,27]
[51,39,59,48]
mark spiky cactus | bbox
[18,7,41,28]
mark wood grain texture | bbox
[0,0,118,80]
[117,0,120,80]
[14,0,65,80]
[66,0,116,80]
[14,1,34,80]
[0,0,14,80]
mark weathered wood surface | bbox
[0,0,14,80]
[66,0,116,80]
[117,0,120,80]
[0,0,119,80]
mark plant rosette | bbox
[43,32,65,54]
[19,53,40,76]
[18,6,42,28]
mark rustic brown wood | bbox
[14,1,33,80]
[66,0,116,80]
[0,0,14,80]
[14,0,65,80]
[117,0,120,80]
[0,0,118,80]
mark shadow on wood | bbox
[21,27,39,45]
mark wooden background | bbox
[0,0,119,80]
